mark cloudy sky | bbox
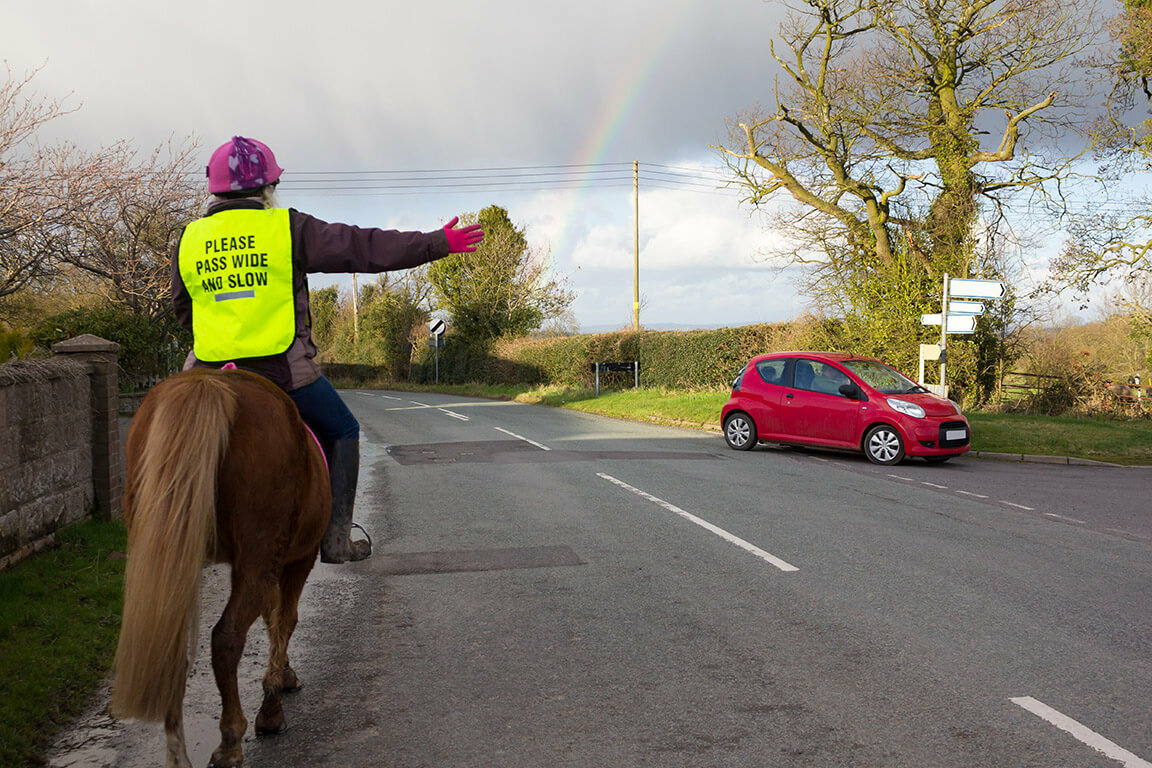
[1,0,814,330]
[3,0,1107,331]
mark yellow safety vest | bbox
[177,208,296,361]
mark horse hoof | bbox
[254,716,288,736]
[208,750,243,768]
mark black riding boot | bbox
[320,438,372,563]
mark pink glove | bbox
[443,216,485,253]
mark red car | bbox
[721,351,970,465]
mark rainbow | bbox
[548,2,699,265]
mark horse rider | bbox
[171,136,484,563]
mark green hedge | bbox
[468,322,805,390]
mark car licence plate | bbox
[946,429,967,441]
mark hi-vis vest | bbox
[178,208,296,361]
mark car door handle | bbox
[785,393,794,399]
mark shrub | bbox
[32,304,189,390]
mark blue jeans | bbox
[287,376,359,444]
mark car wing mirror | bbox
[839,382,862,399]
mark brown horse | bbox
[110,367,331,768]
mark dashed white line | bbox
[494,426,551,451]
[921,481,948,489]
[597,472,798,573]
[1044,513,1087,525]
[888,474,915,482]
[1011,697,1151,768]
[957,490,989,499]
[440,409,469,421]
[1002,501,1035,511]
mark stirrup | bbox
[349,522,373,559]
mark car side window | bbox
[795,360,852,396]
[754,359,787,386]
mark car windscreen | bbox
[841,359,923,394]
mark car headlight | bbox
[949,399,963,415]
[886,397,926,418]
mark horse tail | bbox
[111,372,238,722]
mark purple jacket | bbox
[172,198,449,390]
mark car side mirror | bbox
[839,383,862,400]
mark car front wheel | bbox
[863,424,905,465]
[724,412,757,451]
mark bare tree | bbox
[0,64,78,299]
[1,67,203,324]
[718,0,1099,289]
[1052,0,1152,297]
[44,138,204,320]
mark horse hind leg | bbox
[163,662,194,768]
[209,581,267,768]
[256,557,314,734]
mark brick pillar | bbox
[52,334,122,521]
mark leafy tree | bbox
[311,273,432,379]
[428,205,574,344]
[308,285,341,353]
[717,0,1095,399]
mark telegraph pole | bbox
[352,273,359,344]
[633,160,640,331]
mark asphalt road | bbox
[50,391,1152,767]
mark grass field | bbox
[0,519,126,767]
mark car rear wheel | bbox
[863,424,904,465]
[724,412,757,451]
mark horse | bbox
[110,367,332,768]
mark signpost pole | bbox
[940,273,949,395]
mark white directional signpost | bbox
[429,319,447,384]
[920,274,1005,395]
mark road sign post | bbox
[920,275,1005,394]
[429,319,447,384]
[939,274,949,395]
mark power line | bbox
[264,160,738,197]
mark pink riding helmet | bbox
[206,136,284,194]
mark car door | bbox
[739,358,787,437]
[779,359,861,445]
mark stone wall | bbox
[0,335,121,569]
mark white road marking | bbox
[398,400,470,421]
[597,473,798,573]
[1044,513,1087,525]
[494,426,551,451]
[1002,501,1035,511]
[1105,527,1150,540]
[921,481,948,489]
[1011,697,1152,768]
[957,490,989,499]
[888,474,915,482]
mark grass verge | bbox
[965,412,1152,465]
[0,519,126,767]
